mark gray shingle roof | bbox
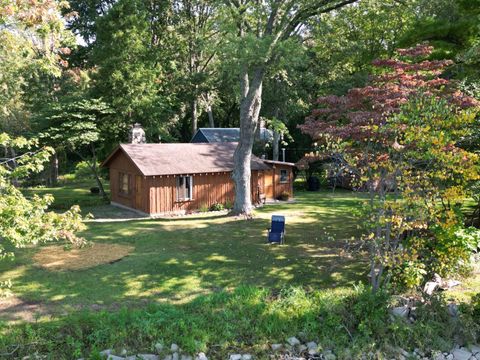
[191,128,273,143]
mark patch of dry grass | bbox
[33,243,134,271]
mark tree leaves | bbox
[299,45,480,290]
[0,134,86,276]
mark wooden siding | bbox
[275,164,294,197]
[108,152,149,213]
[106,150,294,215]
[264,164,294,199]
[264,169,274,198]
[147,171,262,215]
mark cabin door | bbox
[264,170,274,199]
[135,175,142,209]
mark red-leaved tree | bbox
[299,44,479,291]
[300,44,475,145]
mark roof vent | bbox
[129,123,146,144]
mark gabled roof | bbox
[191,128,273,143]
[101,142,271,176]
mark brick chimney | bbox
[129,123,146,144]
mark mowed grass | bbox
[0,190,369,321]
[446,261,480,302]
[22,178,110,210]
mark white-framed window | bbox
[176,175,193,201]
[279,169,289,183]
[119,172,130,195]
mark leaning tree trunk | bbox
[90,145,108,200]
[232,67,265,215]
[76,146,108,200]
[91,161,107,200]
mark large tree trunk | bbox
[207,105,214,127]
[272,130,280,161]
[205,93,215,127]
[50,152,58,186]
[191,96,198,135]
[232,67,265,215]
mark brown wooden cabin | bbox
[101,142,295,216]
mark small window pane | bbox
[119,173,129,195]
[280,170,288,183]
[177,177,184,201]
[185,176,191,198]
[177,176,193,201]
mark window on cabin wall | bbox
[176,175,193,201]
[119,172,130,195]
[279,169,289,183]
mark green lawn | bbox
[22,178,110,210]
[0,190,369,321]
[2,188,479,359]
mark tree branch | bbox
[282,0,359,40]
[0,149,46,165]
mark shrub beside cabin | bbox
[101,142,295,216]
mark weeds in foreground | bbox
[1,285,478,359]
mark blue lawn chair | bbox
[267,215,285,244]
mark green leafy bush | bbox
[74,161,107,181]
[293,177,306,191]
[472,293,480,324]
[391,259,427,290]
[199,204,209,213]
[74,161,95,179]
[277,191,290,201]
[389,225,479,291]
[455,227,480,252]
[427,225,480,277]
[209,203,224,211]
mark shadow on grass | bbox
[0,284,464,359]
[0,190,369,322]
[0,286,356,358]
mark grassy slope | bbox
[1,190,368,319]
[1,186,478,358]
[0,285,469,359]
